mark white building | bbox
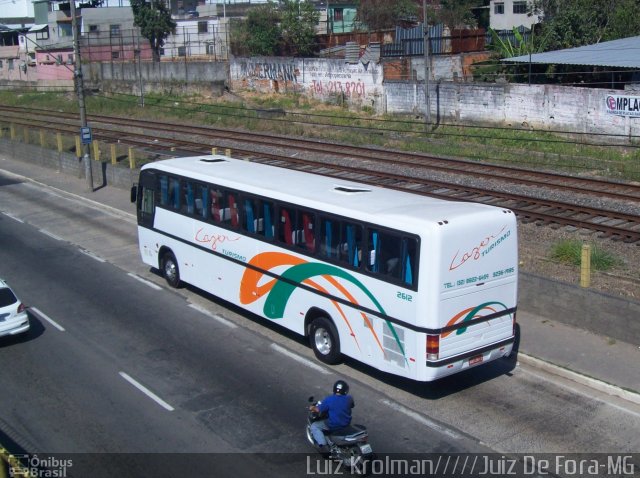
[490,0,542,31]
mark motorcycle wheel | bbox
[305,425,316,447]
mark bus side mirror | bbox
[130,184,138,203]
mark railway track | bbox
[1,105,639,243]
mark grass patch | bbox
[549,240,621,271]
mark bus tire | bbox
[161,251,181,288]
[309,317,341,365]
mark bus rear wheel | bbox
[161,252,181,288]
[309,317,341,365]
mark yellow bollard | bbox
[128,147,135,169]
[40,129,46,148]
[580,244,591,288]
[10,124,16,140]
[92,140,100,161]
[75,136,82,158]
[111,144,117,165]
[211,147,217,155]
[56,133,63,153]
[225,148,231,157]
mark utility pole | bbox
[423,0,431,128]
[70,0,93,191]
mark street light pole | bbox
[70,0,93,191]
[423,0,431,128]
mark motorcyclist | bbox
[309,380,355,454]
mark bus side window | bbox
[182,181,195,215]
[300,212,315,251]
[343,223,362,268]
[195,184,208,219]
[262,200,274,239]
[169,177,180,210]
[279,207,294,245]
[228,193,239,228]
[401,237,417,286]
[243,199,255,233]
[159,175,169,206]
[210,188,223,223]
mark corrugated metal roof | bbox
[502,35,640,68]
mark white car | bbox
[0,279,30,337]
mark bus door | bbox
[137,170,157,229]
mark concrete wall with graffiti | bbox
[229,57,385,109]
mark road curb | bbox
[518,353,640,406]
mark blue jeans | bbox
[310,419,329,446]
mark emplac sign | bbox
[605,95,640,117]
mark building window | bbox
[494,2,504,14]
[36,28,49,40]
[334,8,343,22]
[56,54,63,64]
[8,59,14,70]
[178,46,186,57]
[198,21,207,34]
[0,60,4,69]
[59,24,72,37]
[513,1,527,14]
[110,24,121,37]
[89,24,99,33]
[112,51,120,59]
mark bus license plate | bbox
[359,444,372,454]
[469,354,483,366]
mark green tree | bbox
[533,0,640,50]
[430,0,483,29]
[130,0,176,62]
[231,2,281,56]
[354,0,418,32]
[280,0,320,56]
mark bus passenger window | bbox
[169,178,180,210]
[320,218,338,259]
[228,193,239,228]
[342,223,362,268]
[367,229,401,280]
[300,212,315,251]
[279,207,294,245]
[195,185,208,219]
[262,201,274,239]
[210,188,223,223]
[159,175,169,206]
[243,199,256,233]
[182,182,195,215]
[401,237,418,286]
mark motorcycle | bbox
[306,396,374,471]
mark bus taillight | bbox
[426,334,439,360]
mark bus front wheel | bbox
[161,252,181,288]
[309,317,341,365]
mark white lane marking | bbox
[30,307,65,332]
[127,273,162,290]
[188,303,238,329]
[270,343,332,375]
[380,399,462,440]
[79,249,106,263]
[119,371,175,412]
[2,212,24,223]
[40,229,63,241]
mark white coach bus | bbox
[131,155,518,381]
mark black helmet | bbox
[333,380,349,395]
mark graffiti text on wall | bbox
[311,80,366,98]
[240,61,297,82]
